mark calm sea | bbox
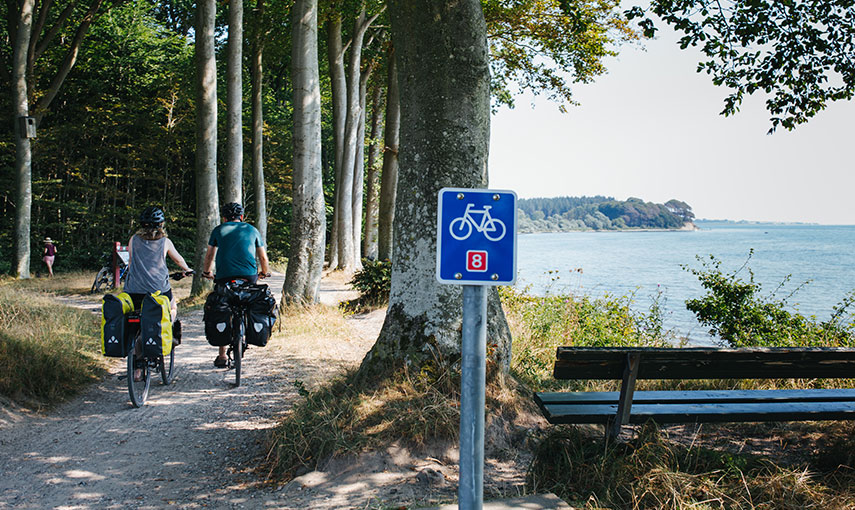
[516,222,855,344]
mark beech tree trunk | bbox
[12,0,35,279]
[326,16,345,269]
[362,82,383,260]
[224,0,244,204]
[251,0,267,241]
[284,0,325,303]
[377,45,399,262]
[336,8,381,272]
[192,0,220,295]
[351,60,375,268]
[359,0,512,377]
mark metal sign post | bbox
[436,188,517,510]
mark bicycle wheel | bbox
[483,218,507,241]
[160,344,175,385]
[449,217,472,240]
[233,334,243,387]
[91,267,110,293]
[127,335,152,407]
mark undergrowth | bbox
[528,424,855,509]
[0,280,105,407]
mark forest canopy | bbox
[518,195,695,232]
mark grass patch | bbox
[528,424,855,509]
[0,280,105,408]
[4,270,98,296]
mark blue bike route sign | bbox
[436,187,517,285]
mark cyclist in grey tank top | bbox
[124,206,193,321]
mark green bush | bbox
[683,251,855,347]
[348,259,392,306]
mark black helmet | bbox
[139,206,165,226]
[221,202,244,220]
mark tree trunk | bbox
[358,0,511,376]
[224,0,244,204]
[362,81,383,260]
[326,16,345,269]
[377,44,399,262]
[336,8,380,272]
[192,0,219,295]
[283,0,325,304]
[351,60,375,269]
[12,0,35,279]
[251,0,267,242]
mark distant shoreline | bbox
[519,222,699,234]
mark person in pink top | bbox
[42,238,57,277]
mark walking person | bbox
[42,238,57,277]
[201,202,271,368]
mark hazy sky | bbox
[488,23,855,225]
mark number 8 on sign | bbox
[466,250,488,272]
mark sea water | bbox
[515,222,855,344]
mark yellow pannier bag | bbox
[141,291,173,358]
[101,292,134,357]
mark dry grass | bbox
[0,279,105,408]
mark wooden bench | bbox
[534,347,855,438]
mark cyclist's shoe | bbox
[214,356,227,368]
[173,320,182,346]
[133,369,144,382]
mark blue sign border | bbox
[436,187,517,285]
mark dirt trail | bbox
[0,274,529,509]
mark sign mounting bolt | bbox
[491,274,499,281]
[493,194,500,201]
[455,273,463,280]
[457,193,465,200]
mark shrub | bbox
[683,251,855,347]
[348,258,391,307]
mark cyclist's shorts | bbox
[128,289,173,310]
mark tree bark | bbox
[359,0,512,376]
[362,81,383,260]
[326,15,345,269]
[283,0,325,304]
[192,0,219,295]
[377,44,399,262]
[336,8,381,272]
[351,59,375,268]
[12,0,35,279]
[251,0,267,242]
[224,0,244,204]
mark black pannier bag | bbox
[244,286,277,347]
[203,291,233,346]
[101,293,133,357]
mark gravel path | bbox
[0,274,530,509]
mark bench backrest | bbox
[554,347,855,380]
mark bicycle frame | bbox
[461,203,495,232]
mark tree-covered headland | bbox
[518,196,695,232]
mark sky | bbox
[488,22,855,225]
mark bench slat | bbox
[553,348,855,380]
[540,401,855,425]
[536,388,855,406]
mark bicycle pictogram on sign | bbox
[449,204,507,241]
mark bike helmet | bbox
[221,202,244,220]
[139,206,165,226]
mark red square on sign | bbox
[466,250,488,272]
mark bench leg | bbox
[609,352,640,439]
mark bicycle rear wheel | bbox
[128,335,152,407]
[160,345,175,385]
[233,335,243,387]
[91,267,110,293]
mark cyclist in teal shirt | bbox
[202,202,270,367]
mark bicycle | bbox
[125,270,193,407]
[91,252,128,293]
[212,274,270,387]
[449,203,507,241]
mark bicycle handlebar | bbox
[169,270,195,281]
